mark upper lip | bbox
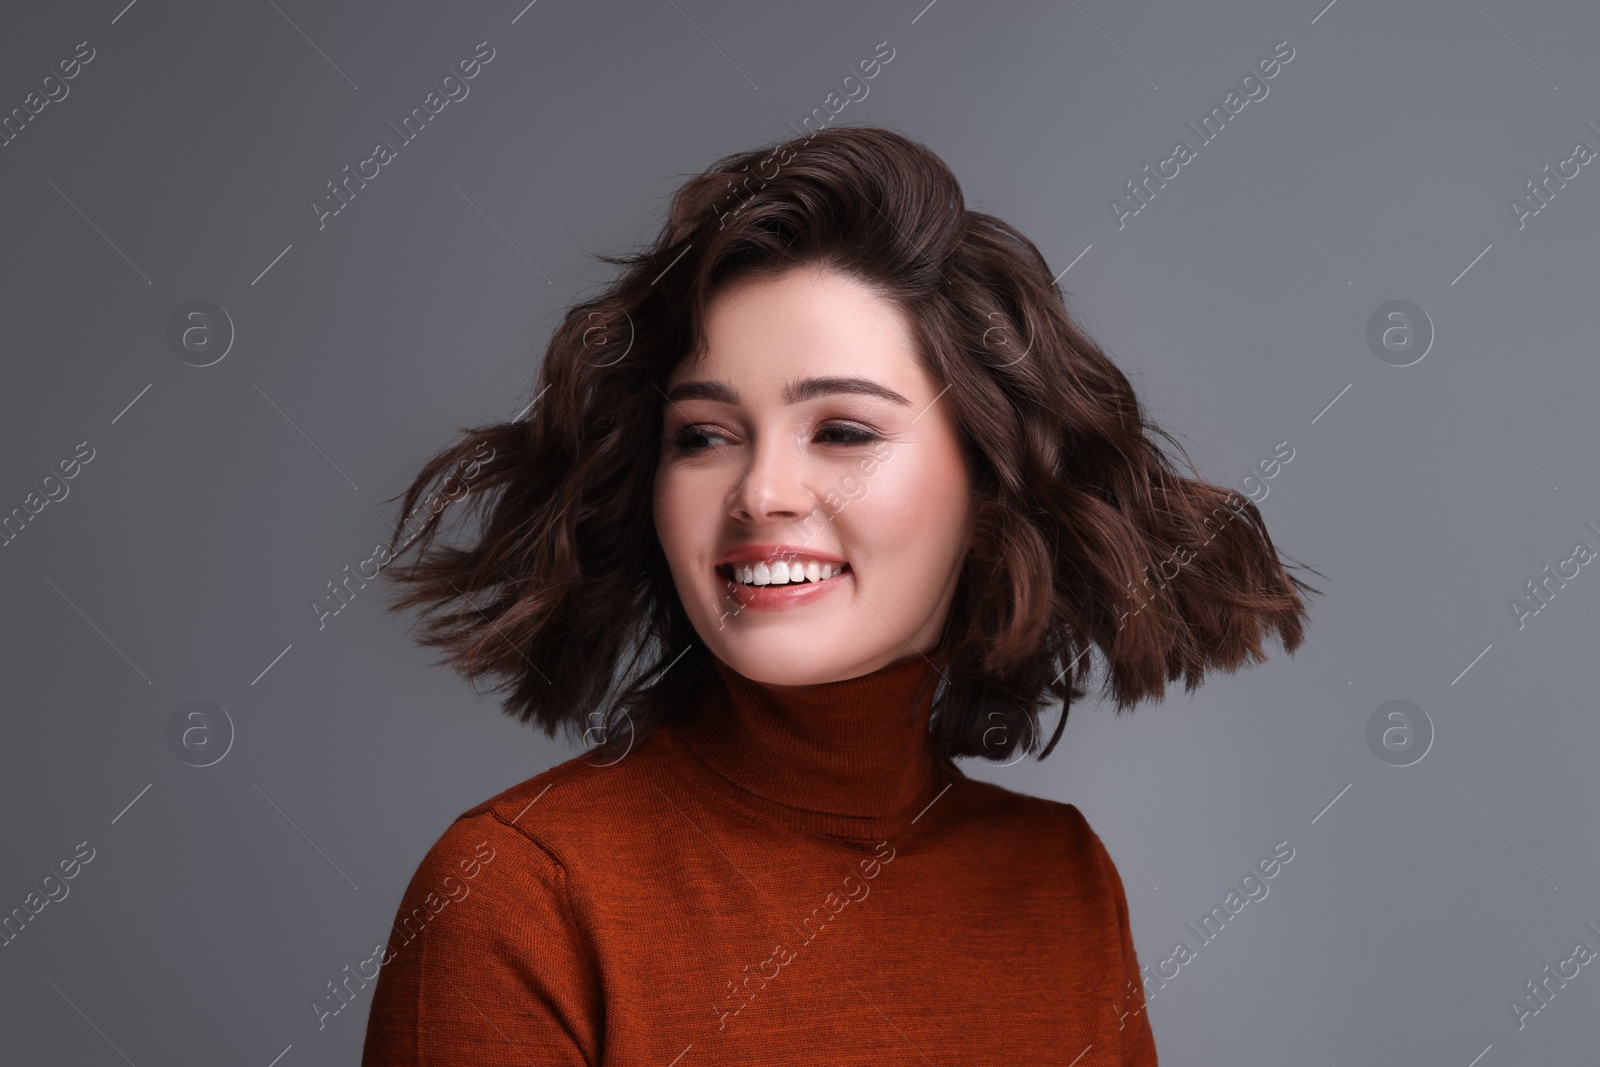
[716,543,848,567]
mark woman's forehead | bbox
[678,273,921,389]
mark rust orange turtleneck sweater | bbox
[360,652,1158,1065]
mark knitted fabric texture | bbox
[361,653,1158,1065]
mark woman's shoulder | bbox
[947,769,1124,883]
[414,727,679,881]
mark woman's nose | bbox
[728,435,815,522]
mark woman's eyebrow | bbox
[663,376,911,406]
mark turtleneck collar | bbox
[672,651,955,844]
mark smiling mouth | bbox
[717,560,851,587]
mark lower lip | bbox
[719,565,850,612]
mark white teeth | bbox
[728,560,846,587]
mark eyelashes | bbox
[662,427,716,454]
[663,423,880,456]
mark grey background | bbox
[2,0,1597,1063]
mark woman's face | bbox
[653,264,975,685]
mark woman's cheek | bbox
[653,484,710,607]
[855,463,923,544]
[652,475,686,558]
[865,452,964,594]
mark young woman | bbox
[360,125,1318,1065]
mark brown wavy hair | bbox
[382,123,1321,762]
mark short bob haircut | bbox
[383,124,1321,763]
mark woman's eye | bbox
[663,426,723,454]
[663,422,878,455]
[816,423,879,445]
